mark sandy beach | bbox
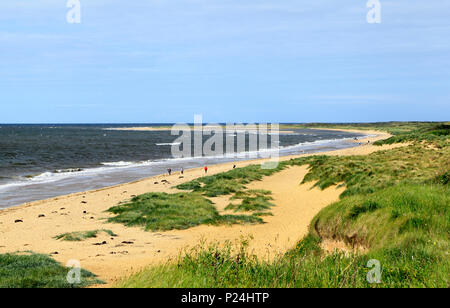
[0,129,403,286]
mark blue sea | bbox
[0,124,367,208]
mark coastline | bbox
[0,129,398,286]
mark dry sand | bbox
[0,129,403,286]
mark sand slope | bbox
[0,130,403,285]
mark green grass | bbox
[294,144,449,197]
[432,170,450,185]
[176,164,287,197]
[117,184,449,288]
[175,162,292,216]
[226,190,275,212]
[373,124,450,147]
[107,192,262,231]
[54,229,117,241]
[0,253,102,288]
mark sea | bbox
[0,124,367,208]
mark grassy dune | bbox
[119,184,448,288]
[55,229,117,241]
[116,122,449,288]
[0,253,102,288]
[107,192,263,231]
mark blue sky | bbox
[0,0,449,123]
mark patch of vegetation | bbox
[176,164,287,197]
[55,229,117,242]
[432,171,449,185]
[348,200,379,219]
[373,124,450,147]
[107,192,262,231]
[226,190,275,212]
[294,144,449,197]
[0,253,102,288]
[116,184,449,288]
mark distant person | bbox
[167,168,172,175]
[204,166,208,174]
[181,167,184,175]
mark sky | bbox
[0,0,449,123]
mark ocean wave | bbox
[101,161,135,167]
[54,168,84,173]
[155,142,181,146]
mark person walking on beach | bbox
[204,166,208,174]
[181,167,184,175]
[167,168,172,175]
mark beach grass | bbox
[54,229,117,241]
[176,164,287,197]
[0,252,103,288]
[294,144,449,197]
[116,122,449,288]
[116,184,449,288]
[107,192,262,231]
[226,190,275,212]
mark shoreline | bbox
[0,128,370,210]
[0,128,396,286]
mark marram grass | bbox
[54,229,117,241]
[0,252,103,288]
[117,184,449,288]
[107,192,262,231]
